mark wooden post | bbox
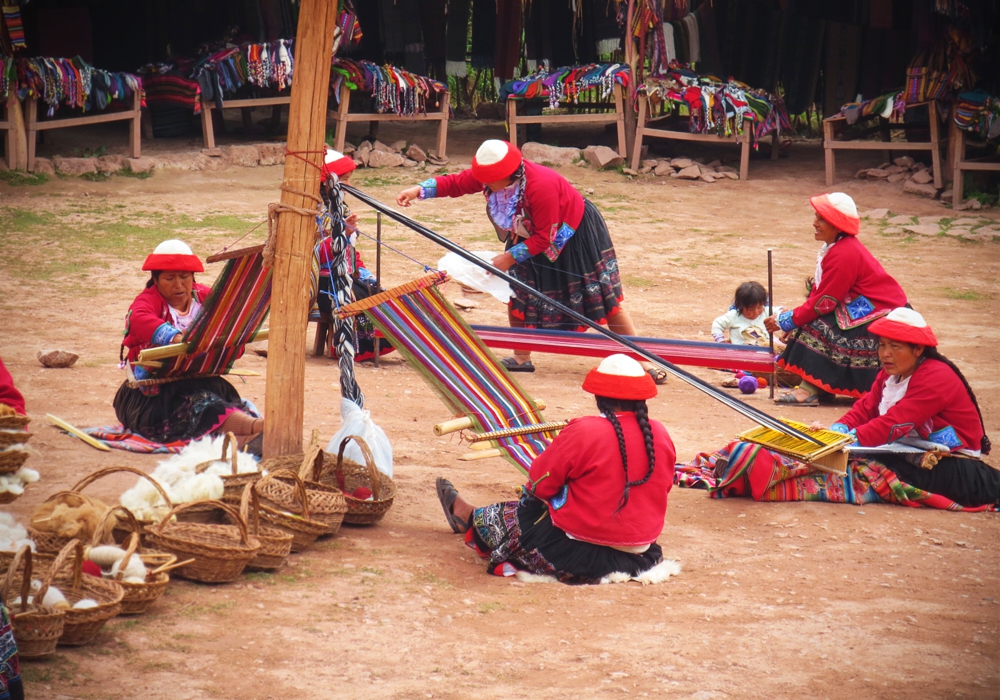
[3,86,27,171]
[373,212,382,368]
[630,92,647,171]
[263,0,339,458]
[767,249,775,400]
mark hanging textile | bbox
[418,0,446,78]
[331,58,448,116]
[470,0,496,70]
[498,63,631,109]
[822,22,863,117]
[494,0,522,82]
[15,57,143,117]
[445,0,472,77]
[379,0,405,55]
[2,4,25,51]
[399,0,425,74]
[0,54,13,96]
[694,2,722,77]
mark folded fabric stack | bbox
[953,89,1000,140]
[837,91,906,125]
[639,62,790,145]
[498,63,632,109]
[330,58,448,116]
[15,56,143,117]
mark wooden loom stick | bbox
[336,272,448,318]
[137,328,270,362]
[467,421,568,442]
[342,185,821,446]
[459,448,504,461]
[47,414,111,452]
[768,248,775,400]
[433,400,547,436]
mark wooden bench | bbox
[823,100,945,188]
[507,83,627,158]
[949,117,1000,208]
[1,86,27,170]
[199,95,291,149]
[328,83,450,157]
[630,91,778,179]
[25,91,141,172]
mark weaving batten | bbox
[342,185,820,446]
[467,421,569,442]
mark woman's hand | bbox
[809,421,827,431]
[345,212,359,229]
[171,334,183,344]
[490,252,516,272]
[763,315,780,334]
[396,186,421,208]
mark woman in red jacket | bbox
[113,240,263,447]
[436,354,677,584]
[396,139,665,383]
[764,192,908,404]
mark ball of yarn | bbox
[738,375,758,394]
[757,376,768,388]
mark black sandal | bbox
[436,477,471,534]
[646,367,668,385]
[501,357,535,373]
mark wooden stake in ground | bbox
[263,0,339,458]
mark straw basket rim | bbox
[45,540,124,646]
[0,545,65,658]
[330,435,396,525]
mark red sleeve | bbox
[521,179,564,258]
[527,418,591,500]
[0,357,26,415]
[851,366,950,447]
[791,242,856,327]
[838,372,886,430]
[354,248,365,270]
[124,287,169,347]
[432,169,486,198]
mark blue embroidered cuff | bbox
[829,422,851,434]
[509,242,531,263]
[549,485,569,510]
[777,310,796,332]
[418,178,437,199]
[357,266,375,281]
[151,323,181,347]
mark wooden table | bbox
[949,118,1000,208]
[1,86,27,170]
[507,83,627,158]
[823,100,945,188]
[328,83,450,157]
[200,95,291,149]
[630,91,778,179]
[25,91,141,172]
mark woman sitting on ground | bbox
[764,192,909,404]
[436,354,676,584]
[684,309,999,509]
[114,240,263,448]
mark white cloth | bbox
[662,23,676,63]
[168,298,201,333]
[814,240,836,287]
[711,308,771,346]
[877,374,911,416]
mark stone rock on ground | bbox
[861,208,890,219]
[947,228,972,237]
[903,224,940,236]
[910,161,927,171]
[37,349,79,368]
[909,169,933,185]
[402,158,419,168]
[887,173,907,184]
[248,341,268,357]
[716,165,738,174]
[855,169,870,179]
[883,227,904,234]
[706,159,722,169]
[389,140,408,153]
[33,158,56,176]
[671,157,693,168]
[405,144,427,163]
[257,143,285,166]
[903,180,939,198]
[893,156,915,168]
[342,142,356,155]
[522,142,581,167]
[453,297,479,310]
[95,155,126,174]
[126,156,154,174]
[676,165,701,180]
[53,156,98,176]
[639,165,653,174]
[373,140,394,154]
[356,142,373,166]
[939,189,953,203]
[950,218,985,226]
[718,171,739,180]
[886,215,912,225]
[699,173,716,183]
[867,168,890,179]
[367,150,405,168]
[885,165,907,175]
[223,145,260,167]
[641,159,659,168]
[653,162,674,176]
[622,168,638,176]
[582,145,623,170]
[151,153,221,172]
[917,215,945,224]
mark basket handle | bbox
[239,482,261,536]
[0,545,32,614]
[256,469,311,520]
[298,442,326,482]
[89,504,139,549]
[70,465,174,512]
[220,432,240,476]
[39,538,83,600]
[154,500,251,547]
[336,435,382,501]
[114,532,141,582]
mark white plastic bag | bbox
[438,251,513,303]
[327,398,393,478]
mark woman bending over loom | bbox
[764,193,908,405]
[396,139,666,384]
[113,240,263,448]
[680,309,999,509]
[436,355,677,584]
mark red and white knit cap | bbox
[321,147,357,181]
[471,139,522,183]
[142,239,204,272]
[810,192,860,235]
[582,354,658,401]
[869,307,938,347]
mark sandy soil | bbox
[1,122,998,700]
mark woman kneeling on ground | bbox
[114,240,263,449]
[436,354,676,584]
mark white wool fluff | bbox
[87,545,129,568]
[111,555,147,581]
[41,586,70,609]
[514,559,682,586]
[0,466,39,495]
[0,513,35,552]
[72,598,99,610]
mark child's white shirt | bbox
[711,308,771,346]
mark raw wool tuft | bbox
[0,512,35,552]
[0,466,40,495]
[513,558,682,585]
[514,571,561,584]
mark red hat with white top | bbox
[810,192,860,236]
[321,148,357,181]
[471,140,523,183]
[142,239,204,272]
[869,307,938,347]
[582,354,658,401]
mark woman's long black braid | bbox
[922,347,991,455]
[595,396,658,512]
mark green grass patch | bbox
[625,275,653,288]
[937,287,990,301]
[0,170,49,186]
[120,165,153,179]
[80,171,111,182]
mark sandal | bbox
[436,477,471,534]
[501,357,535,373]
[774,392,819,406]
[646,367,668,385]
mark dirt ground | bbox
[1,119,999,700]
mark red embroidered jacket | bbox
[791,235,907,328]
[122,283,213,363]
[527,414,675,547]
[838,359,984,451]
[429,160,585,261]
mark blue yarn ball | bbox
[738,375,758,394]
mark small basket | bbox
[0,546,65,659]
[0,430,30,449]
[328,436,396,525]
[0,408,30,430]
[144,500,261,584]
[190,431,262,507]
[0,490,21,505]
[90,508,172,615]
[46,540,124,646]
[0,447,30,475]
[253,470,328,553]
[232,484,292,571]
[257,445,348,537]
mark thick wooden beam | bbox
[263,0,338,458]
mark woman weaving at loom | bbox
[681,309,999,509]
[436,355,677,584]
[764,193,909,405]
[113,240,263,447]
[395,140,666,383]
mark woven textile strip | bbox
[355,276,552,475]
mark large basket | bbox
[328,436,396,525]
[0,546,65,659]
[0,447,30,475]
[144,501,260,584]
[231,484,292,571]
[185,432,262,519]
[253,470,328,553]
[90,508,172,615]
[0,490,21,505]
[0,430,30,449]
[46,540,124,646]
[257,446,348,536]
[0,406,30,430]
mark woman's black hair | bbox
[734,281,767,315]
[595,396,657,512]
[921,346,991,455]
[145,270,195,289]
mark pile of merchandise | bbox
[837,91,907,125]
[953,89,1000,140]
[330,58,448,116]
[498,63,632,109]
[15,57,143,117]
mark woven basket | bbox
[0,490,20,505]
[257,446,348,536]
[0,546,65,659]
[232,484,292,571]
[90,508,172,615]
[0,447,30,475]
[253,470,327,553]
[144,500,261,584]
[30,465,174,554]
[328,436,396,525]
[0,408,30,430]
[0,430,30,449]
[184,432,262,520]
[46,540,124,646]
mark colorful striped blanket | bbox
[82,425,187,454]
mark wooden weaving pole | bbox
[374,212,382,368]
[263,0,338,458]
[768,248,775,400]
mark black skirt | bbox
[508,199,624,330]
[777,312,881,398]
[317,276,394,362]
[113,377,244,443]
[882,454,1000,508]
